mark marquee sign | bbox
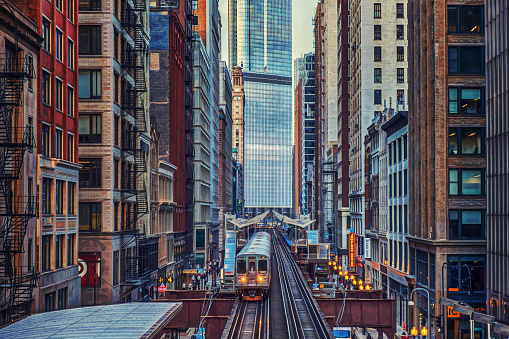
[349,232,356,268]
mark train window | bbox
[258,260,267,273]
[249,261,256,272]
[237,260,246,274]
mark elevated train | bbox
[235,231,271,301]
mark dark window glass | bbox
[55,234,64,268]
[237,260,246,274]
[79,114,102,143]
[374,68,382,83]
[396,3,404,18]
[56,180,64,214]
[42,71,51,105]
[78,70,102,98]
[42,235,52,272]
[448,6,483,33]
[56,79,63,111]
[79,158,102,187]
[68,86,74,116]
[79,25,101,55]
[397,46,404,61]
[79,202,102,231]
[57,288,67,310]
[42,178,52,214]
[449,169,484,196]
[374,46,382,61]
[68,133,74,161]
[196,229,205,249]
[43,19,51,52]
[42,124,51,157]
[56,29,63,61]
[448,255,485,292]
[397,89,404,104]
[374,25,381,40]
[448,47,485,74]
[448,87,484,114]
[449,210,485,239]
[374,90,382,105]
[448,127,484,155]
[67,234,75,265]
[45,292,55,312]
[67,182,75,214]
[68,0,74,22]
[397,25,404,39]
[374,3,381,18]
[397,68,404,83]
[68,39,74,70]
[113,251,119,286]
[258,260,267,273]
[79,0,101,11]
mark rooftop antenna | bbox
[389,97,392,109]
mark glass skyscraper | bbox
[229,0,293,215]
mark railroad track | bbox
[224,298,269,339]
[273,230,333,339]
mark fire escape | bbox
[0,46,37,323]
[120,0,150,295]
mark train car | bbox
[235,231,271,301]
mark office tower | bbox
[408,1,486,337]
[231,66,245,166]
[0,1,39,324]
[336,0,350,254]
[229,0,293,216]
[293,75,302,217]
[486,0,509,324]
[78,0,152,304]
[149,1,193,290]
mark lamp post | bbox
[410,288,430,339]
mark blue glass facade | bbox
[230,0,293,213]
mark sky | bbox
[218,0,318,73]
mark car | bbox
[333,327,352,339]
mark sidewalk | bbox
[353,328,385,339]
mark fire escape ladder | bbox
[0,52,37,325]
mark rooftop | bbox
[0,302,182,339]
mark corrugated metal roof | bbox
[238,232,271,257]
[0,302,182,339]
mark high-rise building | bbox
[486,0,509,325]
[11,0,82,313]
[231,66,245,166]
[0,1,39,324]
[408,1,486,337]
[229,0,293,216]
[293,76,302,217]
[78,0,152,304]
[348,0,408,276]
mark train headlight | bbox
[240,276,246,283]
[257,276,264,282]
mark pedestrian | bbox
[182,282,186,290]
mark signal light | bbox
[240,276,246,283]
[258,276,264,282]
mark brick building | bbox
[78,0,153,305]
[408,1,486,337]
[12,0,82,313]
[293,76,302,217]
[231,66,245,167]
[0,0,41,324]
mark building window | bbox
[416,250,428,286]
[79,158,102,187]
[56,29,63,61]
[55,234,64,269]
[42,18,51,52]
[42,178,52,214]
[68,0,74,22]
[397,68,404,83]
[448,6,483,33]
[114,159,119,188]
[397,46,404,61]
[56,79,63,111]
[374,3,381,18]
[449,169,485,196]
[67,234,75,265]
[45,292,55,312]
[57,288,68,310]
[196,229,205,249]
[79,0,101,11]
[42,235,52,272]
[56,180,64,214]
[374,90,382,105]
[374,46,382,61]
[374,68,382,83]
[68,39,74,70]
[78,70,102,98]
[448,255,485,291]
[448,87,484,114]
[28,238,33,269]
[42,124,51,157]
[79,25,101,55]
[55,129,63,159]
[448,47,484,74]
[68,133,74,161]
[79,202,102,231]
[78,114,101,143]
[448,127,484,155]
[374,25,381,40]
[113,250,119,286]
[397,90,404,104]
[68,182,76,214]
[68,86,74,116]
[396,3,404,18]
[397,25,404,39]
[42,71,51,105]
[114,30,119,61]
[114,115,119,145]
[449,210,485,240]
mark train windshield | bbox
[258,260,267,273]
[249,261,256,272]
[237,259,246,274]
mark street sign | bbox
[168,276,173,284]
[447,306,460,318]
[158,283,166,293]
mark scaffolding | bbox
[0,34,37,323]
[120,0,150,295]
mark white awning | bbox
[272,210,315,229]
[227,210,270,228]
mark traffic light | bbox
[420,314,426,327]
[436,315,443,332]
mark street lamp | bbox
[411,326,418,337]
[410,288,430,339]
[421,326,428,337]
